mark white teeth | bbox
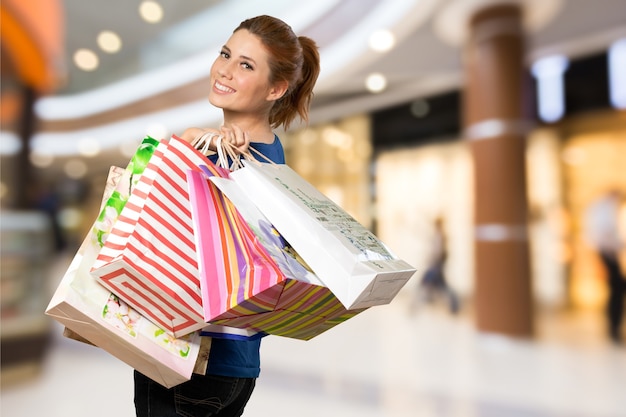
[215,82,234,93]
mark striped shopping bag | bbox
[90,136,224,337]
[187,167,367,340]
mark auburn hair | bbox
[235,15,320,130]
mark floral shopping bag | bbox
[46,156,206,388]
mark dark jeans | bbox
[134,371,256,417]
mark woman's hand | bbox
[179,124,249,153]
[219,124,250,154]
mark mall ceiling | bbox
[55,0,626,108]
[6,0,626,180]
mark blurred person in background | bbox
[132,15,320,417]
[416,216,460,314]
[584,189,626,344]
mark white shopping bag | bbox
[219,160,417,310]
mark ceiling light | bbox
[78,137,101,157]
[531,55,569,123]
[369,30,395,52]
[139,1,163,24]
[365,73,387,93]
[30,152,54,168]
[74,48,99,71]
[64,159,88,179]
[97,30,122,53]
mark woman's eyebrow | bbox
[240,54,256,64]
[222,44,256,64]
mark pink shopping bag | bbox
[187,167,367,340]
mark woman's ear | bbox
[266,80,289,102]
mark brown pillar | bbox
[464,4,534,337]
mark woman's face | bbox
[209,29,281,116]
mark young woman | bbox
[133,15,320,417]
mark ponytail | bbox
[270,36,320,130]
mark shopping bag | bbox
[186,164,284,321]
[90,135,263,338]
[188,167,367,340]
[91,136,203,337]
[62,136,159,345]
[46,163,204,388]
[219,159,416,310]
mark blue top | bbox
[248,136,286,164]
[204,135,284,378]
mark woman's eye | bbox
[219,51,230,59]
[241,62,253,70]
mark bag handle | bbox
[191,130,220,155]
[215,136,240,170]
[215,139,262,170]
[190,129,277,169]
[190,130,234,170]
[246,145,276,165]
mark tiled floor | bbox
[2,287,625,417]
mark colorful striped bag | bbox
[187,166,367,341]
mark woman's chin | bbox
[208,96,226,109]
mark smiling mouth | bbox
[214,81,235,93]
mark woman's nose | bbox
[216,61,233,79]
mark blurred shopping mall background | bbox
[1,0,626,416]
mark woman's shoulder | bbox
[251,135,285,164]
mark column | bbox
[464,4,534,337]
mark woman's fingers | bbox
[232,124,250,153]
[182,125,250,154]
[239,131,251,153]
[219,126,232,144]
[220,124,249,153]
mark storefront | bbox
[280,50,625,315]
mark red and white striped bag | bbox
[90,135,214,337]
